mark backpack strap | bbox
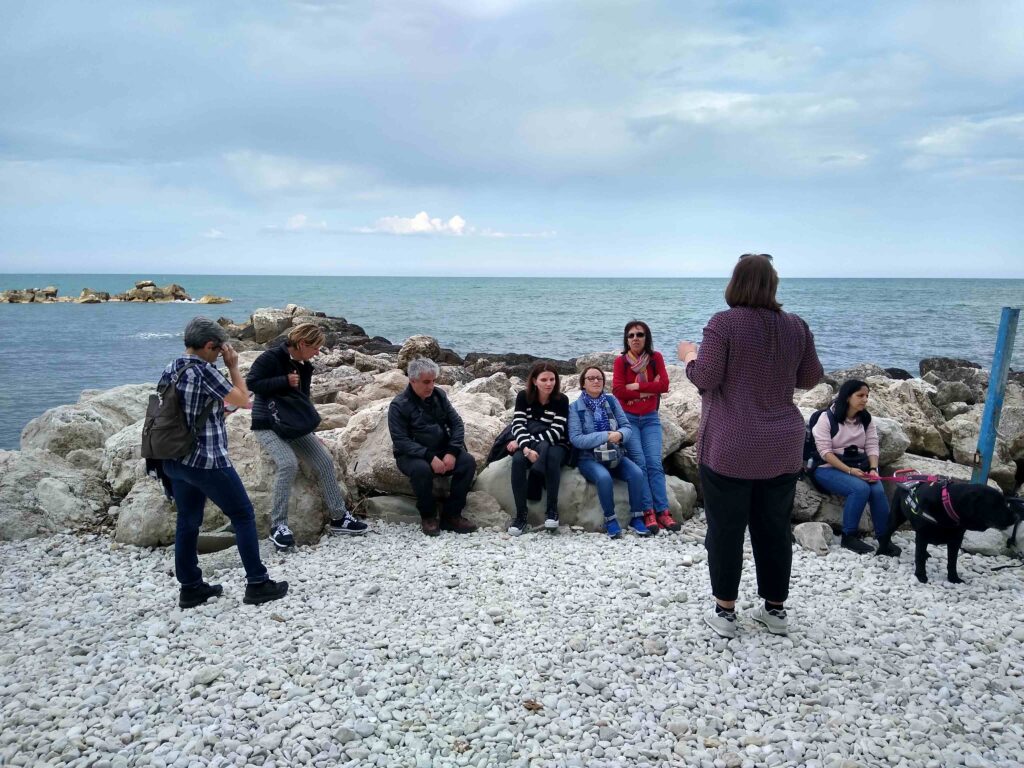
[165,360,217,437]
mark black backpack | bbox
[802,408,839,487]
[141,361,216,461]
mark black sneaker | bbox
[329,513,368,536]
[507,514,528,537]
[876,541,902,557]
[243,579,289,605]
[841,534,875,555]
[270,524,295,551]
[178,582,223,609]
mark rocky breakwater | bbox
[1,304,1021,557]
[0,280,230,304]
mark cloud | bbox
[359,211,468,236]
[907,114,1024,178]
[356,211,554,238]
[202,228,225,239]
[262,213,328,233]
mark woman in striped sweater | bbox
[506,362,570,536]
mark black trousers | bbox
[510,444,567,517]
[700,464,798,604]
[397,452,476,520]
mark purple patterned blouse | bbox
[685,307,823,480]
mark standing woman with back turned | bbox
[678,254,823,639]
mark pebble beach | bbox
[3,519,1023,768]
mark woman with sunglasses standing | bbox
[612,320,677,535]
[678,254,823,639]
[247,323,367,550]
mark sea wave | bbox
[134,332,180,340]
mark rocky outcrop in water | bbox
[0,280,231,304]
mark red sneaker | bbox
[642,509,660,535]
[656,510,680,532]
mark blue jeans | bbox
[624,412,669,512]
[577,456,646,519]
[163,460,269,587]
[813,466,890,536]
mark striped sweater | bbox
[510,391,569,448]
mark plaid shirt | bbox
[159,355,234,469]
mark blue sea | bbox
[1,274,1022,450]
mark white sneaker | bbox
[751,605,789,635]
[704,608,737,639]
[543,517,559,530]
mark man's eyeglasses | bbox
[627,332,646,339]
[739,253,773,262]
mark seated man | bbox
[388,358,478,536]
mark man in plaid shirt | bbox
[159,317,288,609]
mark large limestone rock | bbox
[0,449,111,540]
[793,521,833,555]
[873,417,911,466]
[21,383,153,457]
[792,480,869,534]
[472,456,697,531]
[796,382,834,410]
[397,335,442,372]
[113,479,176,547]
[825,364,888,387]
[102,421,146,497]
[574,352,618,374]
[218,412,339,543]
[197,295,231,305]
[332,402,413,496]
[251,308,293,343]
[458,372,515,409]
[944,408,1017,491]
[862,376,949,458]
[658,369,702,446]
[881,453,1000,489]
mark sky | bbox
[1,0,1022,278]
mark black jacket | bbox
[388,384,465,460]
[246,343,314,431]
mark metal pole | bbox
[972,306,1020,485]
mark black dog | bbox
[878,481,1019,583]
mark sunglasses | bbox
[627,332,646,339]
[739,253,773,262]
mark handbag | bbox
[267,390,321,440]
[841,446,871,472]
[593,442,623,468]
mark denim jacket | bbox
[568,393,634,461]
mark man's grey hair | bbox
[407,357,440,381]
[183,317,229,350]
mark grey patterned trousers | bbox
[254,429,349,529]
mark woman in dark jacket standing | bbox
[678,254,823,638]
[247,323,367,550]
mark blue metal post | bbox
[972,306,1020,485]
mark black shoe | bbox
[876,541,902,557]
[179,582,223,609]
[329,513,368,536]
[841,534,875,555]
[270,524,295,551]
[507,514,528,536]
[440,516,478,534]
[243,579,289,605]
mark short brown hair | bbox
[525,361,562,404]
[287,322,326,348]
[724,254,782,311]
[578,367,606,389]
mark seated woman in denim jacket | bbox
[568,367,651,539]
[812,378,900,556]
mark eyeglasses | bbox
[627,332,646,339]
[739,253,773,262]
[584,375,603,382]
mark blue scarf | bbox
[581,392,610,432]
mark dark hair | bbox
[578,367,606,390]
[525,361,562,404]
[834,379,871,427]
[621,320,654,355]
[724,254,782,311]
